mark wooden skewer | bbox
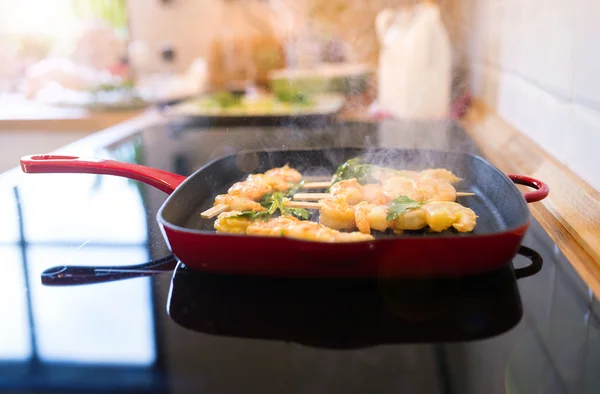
[282,200,322,210]
[301,181,333,190]
[293,193,331,201]
[303,175,333,182]
[294,191,477,201]
[200,204,228,219]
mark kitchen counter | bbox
[0,94,145,132]
[1,113,599,393]
[462,102,600,298]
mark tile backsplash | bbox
[459,0,600,191]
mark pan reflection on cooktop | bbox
[40,245,542,348]
[167,257,540,348]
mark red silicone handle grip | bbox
[508,174,549,203]
[20,155,186,194]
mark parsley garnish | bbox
[330,157,405,188]
[386,196,424,221]
[231,181,309,221]
[330,158,374,186]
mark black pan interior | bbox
[160,148,531,237]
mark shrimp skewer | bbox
[312,198,477,234]
[214,212,374,243]
[204,165,303,218]
[298,177,474,204]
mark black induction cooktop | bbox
[1,119,598,394]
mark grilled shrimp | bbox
[283,221,332,242]
[246,216,299,237]
[329,179,388,204]
[329,179,364,205]
[214,211,252,234]
[392,208,428,232]
[332,230,375,242]
[282,220,373,242]
[319,196,357,231]
[370,168,417,182]
[354,202,428,234]
[382,177,457,202]
[214,194,265,212]
[227,165,302,200]
[415,179,457,202]
[382,177,422,201]
[224,214,373,242]
[419,169,461,184]
[354,202,391,234]
[246,174,289,192]
[421,202,477,232]
[228,176,273,200]
[362,184,390,204]
[264,165,302,184]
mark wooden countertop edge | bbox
[462,101,600,296]
[0,110,145,132]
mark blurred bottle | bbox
[376,1,451,119]
[208,0,284,90]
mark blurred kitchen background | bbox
[0,0,598,193]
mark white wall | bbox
[460,0,600,191]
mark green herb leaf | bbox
[287,179,305,195]
[284,207,310,220]
[330,157,408,189]
[330,158,377,187]
[236,182,310,222]
[230,210,270,220]
[386,196,424,221]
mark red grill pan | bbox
[20,148,549,278]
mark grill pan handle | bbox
[41,255,178,286]
[513,245,543,280]
[508,175,549,203]
[20,155,186,194]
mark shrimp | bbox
[283,221,331,242]
[382,177,457,203]
[354,202,392,234]
[226,165,303,200]
[228,176,273,200]
[214,194,265,212]
[247,174,289,192]
[329,179,388,205]
[282,220,373,242]
[382,177,422,201]
[362,184,390,204]
[392,208,428,232]
[370,167,417,182]
[332,230,375,242]
[421,202,477,232]
[415,179,457,202]
[214,211,253,234]
[354,201,427,234]
[419,169,461,184]
[229,215,373,243]
[246,216,299,237]
[329,179,364,205]
[264,165,302,184]
[370,167,460,184]
[319,196,357,231]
